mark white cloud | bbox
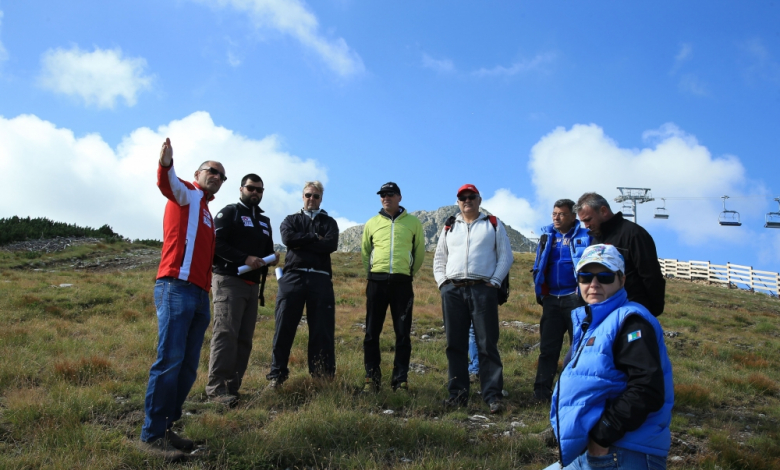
[38,46,153,108]
[472,52,556,77]
[481,189,538,236]
[332,217,360,232]
[0,111,329,241]
[528,123,760,245]
[678,73,708,96]
[0,10,8,63]
[227,51,242,67]
[422,53,454,73]
[740,37,780,85]
[193,0,364,77]
[674,43,692,66]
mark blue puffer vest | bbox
[550,288,674,466]
[532,220,590,300]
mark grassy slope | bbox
[0,243,779,469]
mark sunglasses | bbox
[458,194,479,202]
[199,166,227,182]
[243,185,264,193]
[577,272,618,285]
[304,193,321,200]
[379,192,397,198]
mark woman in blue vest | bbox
[549,244,674,469]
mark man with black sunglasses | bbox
[531,199,590,404]
[361,182,425,393]
[266,181,339,388]
[140,138,226,460]
[433,184,513,414]
[207,173,279,406]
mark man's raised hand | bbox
[159,138,173,167]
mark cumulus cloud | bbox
[0,10,8,63]
[422,53,454,73]
[481,189,538,236]
[332,217,360,232]
[472,52,556,77]
[193,0,364,77]
[0,111,329,241]
[528,123,760,245]
[38,46,153,108]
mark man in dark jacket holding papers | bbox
[207,173,278,404]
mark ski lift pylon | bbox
[718,195,742,227]
[765,197,780,229]
[621,201,634,218]
[654,198,669,219]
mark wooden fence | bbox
[658,259,780,296]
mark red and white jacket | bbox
[156,161,216,292]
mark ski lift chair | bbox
[621,201,635,218]
[765,197,780,229]
[654,198,669,219]
[718,196,742,227]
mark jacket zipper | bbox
[389,218,395,274]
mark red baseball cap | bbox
[457,184,480,197]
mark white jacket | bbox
[433,212,514,288]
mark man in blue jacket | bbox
[532,199,590,403]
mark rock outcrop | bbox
[337,205,537,253]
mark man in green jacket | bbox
[361,182,426,392]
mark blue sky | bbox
[1,1,779,275]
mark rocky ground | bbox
[2,237,161,272]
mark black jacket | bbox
[280,209,339,277]
[212,202,274,283]
[591,212,666,316]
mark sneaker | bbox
[208,394,238,407]
[166,429,194,452]
[489,399,504,414]
[138,438,188,462]
[442,396,467,409]
[361,378,380,393]
[393,382,409,392]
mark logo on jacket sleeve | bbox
[263,229,270,236]
[259,221,269,228]
[241,216,254,227]
[627,330,642,342]
[586,337,596,347]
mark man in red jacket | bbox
[139,138,225,461]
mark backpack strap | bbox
[444,215,457,235]
[488,215,498,231]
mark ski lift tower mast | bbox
[614,187,654,224]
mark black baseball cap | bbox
[377,182,401,195]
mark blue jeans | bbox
[141,278,211,442]
[468,323,479,374]
[563,447,667,470]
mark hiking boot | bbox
[208,394,238,407]
[489,399,504,414]
[442,396,467,409]
[166,429,194,452]
[266,378,283,391]
[361,378,380,393]
[531,391,552,405]
[138,437,188,462]
[393,382,409,392]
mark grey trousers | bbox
[206,273,259,397]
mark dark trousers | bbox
[441,282,503,405]
[363,279,414,387]
[534,293,583,397]
[268,271,335,381]
[207,274,259,397]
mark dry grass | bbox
[0,241,779,468]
